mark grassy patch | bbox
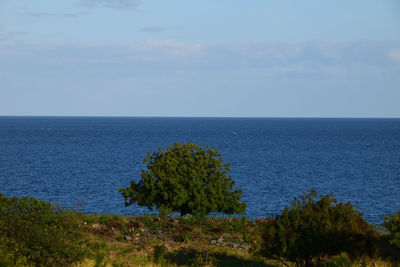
[1,195,399,267]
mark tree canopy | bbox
[0,194,87,266]
[383,209,400,249]
[120,142,246,216]
[260,190,377,267]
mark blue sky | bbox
[1,0,399,117]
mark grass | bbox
[75,214,281,266]
[1,209,398,266]
[73,214,400,267]
[3,194,399,266]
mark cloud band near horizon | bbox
[0,39,399,117]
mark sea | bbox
[0,117,399,223]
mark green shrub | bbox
[0,251,14,267]
[120,142,246,217]
[88,241,109,267]
[89,241,108,253]
[99,214,123,224]
[80,213,97,224]
[153,244,168,264]
[190,249,216,267]
[0,194,88,266]
[118,222,128,234]
[260,190,377,267]
[223,217,248,235]
[138,215,163,233]
[322,252,352,267]
[383,209,400,248]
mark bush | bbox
[0,194,87,266]
[322,252,352,267]
[153,244,168,264]
[260,190,377,267]
[120,142,246,216]
[383,209,400,248]
[99,214,122,224]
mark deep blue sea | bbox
[1,117,399,223]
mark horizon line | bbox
[1,115,399,119]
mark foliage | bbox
[322,252,352,267]
[222,217,248,235]
[120,142,246,216]
[189,249,216,267]
[88,241,109,267]
[99,214,123,224]
[153,244,168,264]
[383,209,400,248]
[260,190,378,267]
[0,194,87,266]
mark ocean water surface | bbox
[0,117,399,223]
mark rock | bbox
[92,223,101,229]
[124,235,132,241]
[240,244,250,250]
[210,236,225,246]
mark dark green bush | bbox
[120,142,246,217]
[383,209,400,248]
[0,194,88,266]
[153,244,168,264]
[322,252,352,267]
[88,241,109,267]
[222,217,248,235]
[260,190,377,267]
[98,214,123,224]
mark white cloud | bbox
[79,0,141,10]
[0,27,28,44]
[1,40,399,117]
[23,11,89,18]
[138,39,184,49]
[0,25,4,42]
[388,49,400,62]
[1,40,398,72]
[24,12,54,17]
[0,39,204,66]
[140,26,164,33]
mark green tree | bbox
[383,209,400,248]
[260,190,377,267]
[120,142,246,216]
[0,194,87,266]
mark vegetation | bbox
[1,193,399,266]
[120,142,246,216]
[80,213,274,267]
[260,190,378,267]
[0,194,87,266]
[383,209,400,248]
[77,211,397,267]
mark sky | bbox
[0,0,399,117]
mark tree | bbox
[260,190,377,267]
[0,194,87,266]
[119,142,246,216]
[383,209,400,248]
